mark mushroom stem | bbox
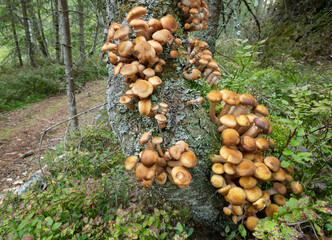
[242,125,260,137]
[231,105,254,117]
[209,102,219,124]
[186,97,204,106]
[210,154,227,163]
[219,103,232,117]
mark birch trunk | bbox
[60,0,79,129]
[52,0,61,63]
[106,0,234,232]
[21,0,36,67]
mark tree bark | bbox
[193,0,222,54]
[52,0,61,63]
[36,0,49,57]
[21,0,36,67]
[8,0,23,67]
[60,0,79,129]
[77,0,86,66]
[106,0,234,232]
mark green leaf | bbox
[45,216,54,226]
[176,222,183,233]
[187,227,194,237]
[238,224,247,237]
[52,222,62,231]
[225,225,230,233]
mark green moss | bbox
[268,116,291,154]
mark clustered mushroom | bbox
[124,132,198,189]
[207,89,303,231]
[102,6,180,128]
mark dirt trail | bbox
[0,79,107,192]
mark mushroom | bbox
[226,187,246,206]
[159,102,168,115]
[155,114,167,129]
[135,163,156,181]
[244,216,259,232]
[155,172,167,185]
[265,204,279,218]
[212,163,224,174]
[218,114,237,132]
[253,105,269,117]
[273,194,286,206]
[187,97,204,106]
[152,136,164,157]
[219,146,243,164]
[234,159,256,177]
[207,90,223,124]
[171,166,192,188]
[160,14,178,32]
[119,96,135,111]
[230,93,257,117]
[244,186,262,203]
[218,90,240,117]
[265,182,287,196]
[139,132,154,150]
[264,156,281,172]
[180,150,197,168]
[290,181,303,194]
[183,68,201,80]
[239,136,257,153]
[242,117,270,138]
[125,155,138,171]
[152,29,173,45]
[131,80,154,99]
[211,174,225,188]
[253,162,272,181]
[126,6,147,23]
[138,99,152,116]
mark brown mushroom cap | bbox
[224,162,235,175]
[245,216,259,232]
[212,163,224,174]
[235,159,256,177]
[239,176,258,189]
[254,117,271,134]
[138,99,152,116]
[254,105,269,116]
[219,114,237,128]
[133,40,156,64]
[273,182,287,195]
[211,174,225,188]
[180,150,197,168]
[169,145,185,160]
[143,68,155,78]
[148,76,162,88]
[141,180,153,188]
[155,172,167,185]
[236,115,250,127]
[141,149,158,167]
[126,6,147,23]
[265,204,279,218]
[254,162,272,181]
[160,14,178,32]
[219,146,243,164]
[217,185,231,196]
[222,129,240,146]
[256,137,270,151]
[152,29,173,44]
[118,41,133,57]
[239,93,257,107]
[120,63,138,78]
[290,181,303,195]
[139,132,152,145]
[129,19,149,31]
[226,187,246,205]
[273,194,286,206]
[264,156,281,172]
[171,166,192,188]
[131,80,154,99]
[272,168,286,181]
[245,186,263,202]
[222,90,240,106]
[114,27,130,40]
[135,163,155,181]
[125,155,138,171]
[239,136,257,153]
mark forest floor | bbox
[0,79,107,192]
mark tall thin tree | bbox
[8,0,23,67]
[77,0,86,66]
[21,0,36,67]
[60,0,79,129]
[51,0,61,63]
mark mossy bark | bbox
[106,0,234,232]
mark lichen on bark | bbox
[106,0,235,232]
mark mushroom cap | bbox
[223,162,235,175]
[141,180,153,188]
[254,152,264,163]
[148,76,162,88]
[108,52,118,65]
[176,141,189,151]
[253,197,267,211]
[152,136,163,145]
[102,42,118,53]
[159,101,168,108]
[222,90,240,106]
[135,163,155,181]
[129,19,149,31]
[180,150,197,168]
[152,29,173,44]
[143,68,155,78]
[160,14,178,32]
[120,63,138,77]
[239,176,258,188]
[171,166,192,187]
[219,146,243,164]
[133,40,156,64]
[114,62,123,77]
[268,138,276,149]
[169,145,185,160]
[139,132,152,145]
[239,93,257,107]
[221,129,240,146]
[254,117,271,134]
[148,18,162,30]
[272,168,286,181]
[273,194,286,206]
[207,90,222,102]
[246,113,258,123]
[212,163,224,174]
[290,181,303,195]
[219,114,237,128]
[235,159,256,177]
[254,162,272,181]
[273,182,287,195]
[223,207,232,216]
[141,149,158,167]
[114,27,130,40]
[243,152,255,161]
[226,187,246,205]
[155,172,167,185]
[254,105,269,116]
[265,204,279,218]
[239,136,257,153]
[245,216,259,232]
[148,40,163,55]
[236,115,250,127]
[211,174,225,188]
[126,6,147,23]
[217,185,231,196]
[256,137,270,151]
[155,114,166,122]
[118,41,134,57]
[125,155,138,171]
[134,36,147,45]
[245,186,262,202]
[131,80,154,99]
[285,173,293,182]
[264,156,281,172]
[138,99,152,116]
[232,205,244,216]
[119,95,132,105]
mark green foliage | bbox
[254,196,332,239]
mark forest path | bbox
[0,79,107,192]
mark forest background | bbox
[0,0,331,239]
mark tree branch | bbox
[241,0,261,38]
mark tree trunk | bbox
[36,0,49,57]
[52,0,61,63]
[27,0,49,58]
[60,0,79,129]
[21,0,36,67]
[77,0,86,66]
[193,0,222,54]
[106,0,234,232]
[8,0,23,67]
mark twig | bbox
[278,127,297,159]
[241,0,261,39]
[214,50,236,62]
[218,63,231,76]
[37,102,107,174]
[311,156,331,180]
